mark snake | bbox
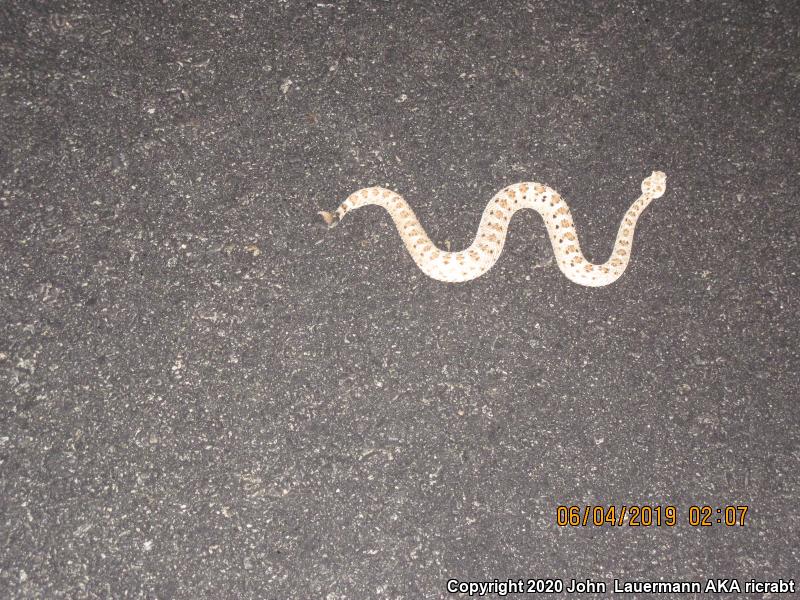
[318,171,666,286]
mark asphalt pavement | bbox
[1,1,798,598]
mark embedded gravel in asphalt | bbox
[1,1,798,598]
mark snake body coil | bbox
[319,171,666,287]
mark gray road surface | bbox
[1,1,798,598]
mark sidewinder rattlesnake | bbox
[319,171,666,287]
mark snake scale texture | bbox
[319,171,666,287]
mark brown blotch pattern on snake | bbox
[318,171,667,287]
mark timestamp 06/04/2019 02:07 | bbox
[555,505,749,527]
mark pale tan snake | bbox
[319,171,666,286]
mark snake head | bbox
[641,171,667,199]
[317,210,339,228]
